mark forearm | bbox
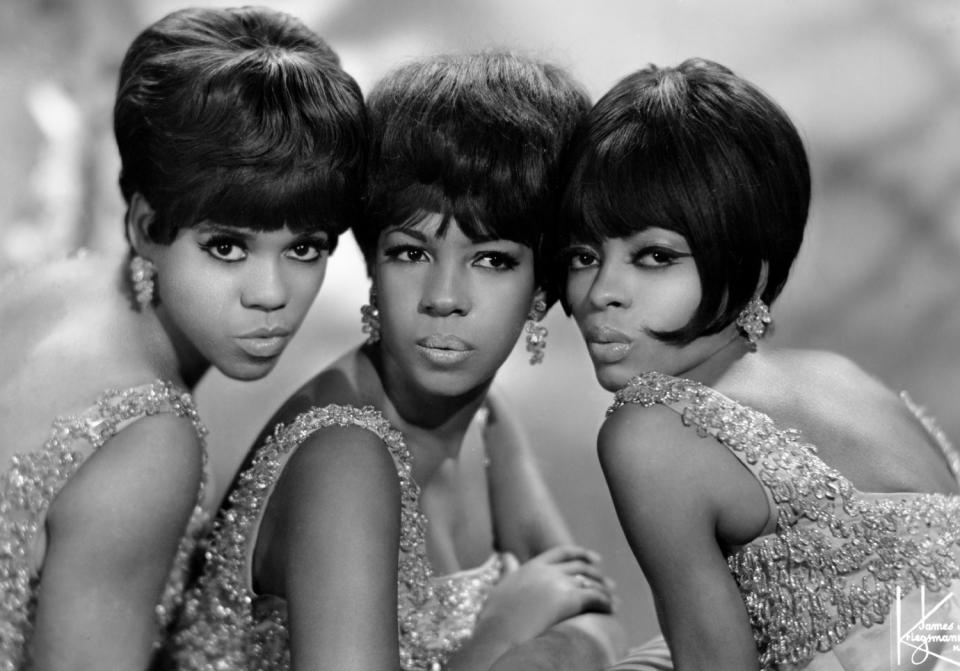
[444,616,517,671]
[489,614,626,671]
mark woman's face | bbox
[148,222,330,381]
[565,227,720,391]
[374,214,536,398]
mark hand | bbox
[477,546,615,646]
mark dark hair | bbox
[114,6,367,248]
[356,51,590,287]
[555,57,810,342]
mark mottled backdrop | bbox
[2,0,958,644]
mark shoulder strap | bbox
[609,372,853,530]
[209,404,427,599]
[901,391,960,481]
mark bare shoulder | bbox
[0,254,147,430]
[720,348,893,417]
[599,402,705,488]
[49,412,204,561]
[256,414,404,597]
[272,413,405,516]
[250,349,368,447]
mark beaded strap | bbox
[610,371,960,669]
[0,381,207,671]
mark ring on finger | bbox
[576,574,591,589]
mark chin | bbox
[412,368,491,400]
[219,358,280,382]
[594,365,635,393]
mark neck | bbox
[682,328,754,387]
[118,259,210,390]
[155,306,211,389]
[361,344,488,468]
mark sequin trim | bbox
[170,404,501,671]
[610,371,960,669]
[0,381,208,671]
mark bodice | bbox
[0,381,208,671]
[169,404,503,671]
[610,371,960,670]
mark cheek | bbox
[478,283,533,347]
[640,274,701,332]
[566,273,592,321]
[287,261,328,313]
[376,279,418,335]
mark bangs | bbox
[369,181,534,245]
[560,130,703,248]
[158,159,358,247]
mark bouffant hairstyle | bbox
[356,51,590,287]
[114,6,367,248]
[556,57,810,342]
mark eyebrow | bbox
[382,226,508,245]
[193,223,328,242]
[193,223,253,239]
[382,226,427,242]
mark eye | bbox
[473,252,519,271]
[383,244,429,263]
[201,237,247,262]
[566,246,599,271]
[633,247,686,268]
[285,239,328,262]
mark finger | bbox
[536,545,602,566]
[554,560,607,583]
[575,580,616,615]
[500,552,520,574]
[571,571,614,594]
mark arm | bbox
[471,389,625,670]
[598,404,759,671]
[257,425,401,670]
[30,413,203,670]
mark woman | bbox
[554,57,960,670]
[169,52,626,671]
[0,7,366,669]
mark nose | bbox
[419,259,470,317]
[586,261,631,311]
[241,258,288,312]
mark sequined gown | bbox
[609,371,960,671]
[0,381,209,671]
[169,404,504,671]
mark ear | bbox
[125,192,156,256]
[755,261,770,298]
[530,287,548,320]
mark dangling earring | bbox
[129,255,156,310]
[360,285,380,345]
[735,296,772,350]
[525,296,548,365]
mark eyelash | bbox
[564,245,685,271]
[633,247,684,268]
[381,245,520,271]
[200,236,247,262]
[382,244,427,263]
[199,236,328,263]
[565,246,599,271]
[474,251,519,271]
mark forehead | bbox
[381,213,505,245]
[187,221,327,241]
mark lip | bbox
[235,327,292,359]
[583,325,632,364]
[416,334,475,366]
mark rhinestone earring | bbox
[129,255,156,310]
[735,296,772,350]
[525,296,548,365]
[360,286,380,345]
